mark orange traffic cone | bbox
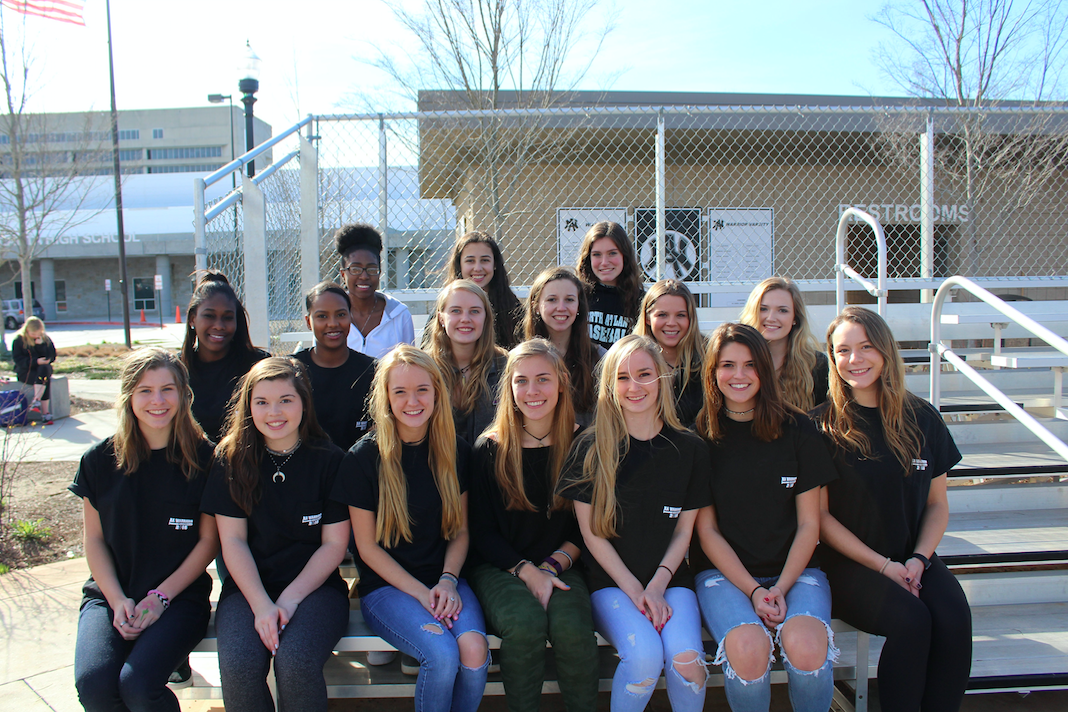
[175,305,182,324]
[139,308,146,324]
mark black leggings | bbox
[824,554,972,712]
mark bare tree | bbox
[366,0,614,243]
[0,15,108,351]
[873,0,1068,276]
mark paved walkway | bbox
[7,380,119,462]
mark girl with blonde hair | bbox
[71,348,216,712]
[202,357,349,712]
[559,334,710,712]
[13,316,56,421]
[634,280,705,427]
[332,345,488,712]
[739,277,828,411]
[815,307,971,712]
[424,279,508,444]
[468,339,599,712]
[576,221,645,351]
[692,323,837,712]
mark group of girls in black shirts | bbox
[70,220,972,712]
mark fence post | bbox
[241,173,270,350]
[920,113,935,302]
[655,108,666,280]
[378,116,390,288]
[194,177,207,277]
[299,134,320,296]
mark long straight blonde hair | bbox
[634,279,705,391]
[485,339,575,512]
[424,280,506,414]
[739,277,822,411]
[817,307,923,473]
[114,348,208,481]
[572,334,682,538]
[369,346,463,547]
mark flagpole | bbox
[104,0,131,348]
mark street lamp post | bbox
[239,41,261,177]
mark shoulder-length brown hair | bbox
[576,221,644,317]
[485,338,575,512]
[817,307,923,473]
[523,266,599,413]
[444,231,522,348]
[114,347,208,480]
[217,357,329,515]
[696,323,786,443]
[369,345,463,547]
[424,280,506,414]
[573,334,682,538]
[739,276,822,411]
[634,279,706,391]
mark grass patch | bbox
[12,518,51,542]
[0,342,141,380]
[0,563,9,575]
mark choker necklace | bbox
[724,406,756,416]
[522,424,550,445]
[266,439,301,483]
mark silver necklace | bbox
[724,406,756,416]
[266,439,301,483]
[358,295,380,336]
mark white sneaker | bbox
[366,650,396,666]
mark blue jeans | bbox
[590,587,707,712]
[360,580,488,712]
[695,568,838,712]
[74,597,209,712]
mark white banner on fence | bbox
[634,208,702,282]
[557,208,628,269]
[707,208,774,307]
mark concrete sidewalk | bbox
[6,380,119,463]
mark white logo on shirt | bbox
[302,513,323,526]
[781,477,797,488]
[912,459,928,471]
[663,506,681,519]
[355,421,369,431]
[168,517,194,531]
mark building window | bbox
[146,146,223,160]
[152,128,164,139]
[118,129,139,141]
[54,280,67,312]
[146,164,223,174]
[133,278,156,311]
[118,149,141,161]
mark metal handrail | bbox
[835,208,887,317]
[930,275,1068,463]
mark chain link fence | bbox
[200,103,1068,349]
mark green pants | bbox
[469,562,599,712]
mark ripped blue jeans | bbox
[695,567,838,712]
[590,586,707,712]
[360,580,488,712]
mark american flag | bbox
[1,0,85,26]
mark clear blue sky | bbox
[13,0,902,134]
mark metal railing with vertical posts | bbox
[835,208,887,317]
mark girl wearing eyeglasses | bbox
[336,223,416,359]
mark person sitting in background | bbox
[336,223,415,359]
[13,316,56,423]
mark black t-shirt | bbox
[811,351,830,408]
[587,283,642,351]
[673,369,704,428]
[293,347,376,451]
[332,434,471,597]
[454,354,507,446]
[559,426,711,592]
[188,347,269,441]
[469,438,581,571]
[201,440,348,601]
[69,438,215,609]
[812,398,961,562]
[690,412,837,577]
